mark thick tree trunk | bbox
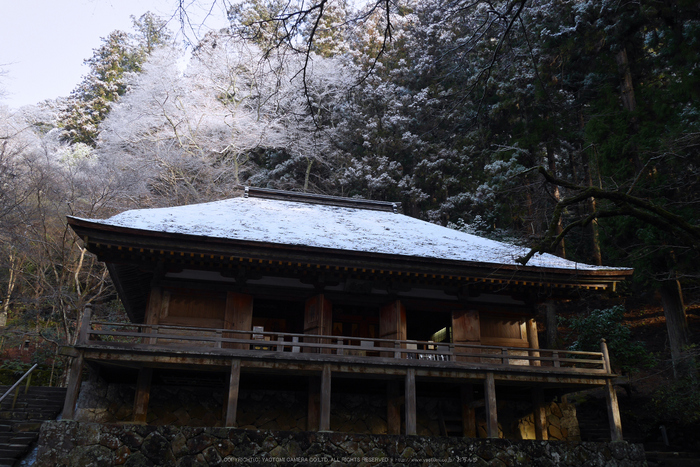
[659,279,697,380]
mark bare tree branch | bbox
[518,166,700,265]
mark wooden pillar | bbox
[461,384,476,437]
[544,301,558,349]
[319,364,331,431]
[405,369,417,435]
[601,339,623,441]
[61,352,84,420]
[145,287,163,344]
[387,381,402,435]
[145,287,163,324]
[225,359,241,426]
[484,372,498,438]
[379,300,406,357]
[452,309,480,362]
[308,376,320,432]
[532,388,548,440]
[526,318,541,366]
[224,293,253,349]
[605,380,623,441]
[78,306,92,344]
[304,295,333,353]
[133,368,153,424]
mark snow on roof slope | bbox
[81,197,622,271]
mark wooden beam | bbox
[320,364,331,431]
[225,359,241,426]
[308,376,320,432]
[484,372,498,438]
[61,352,84,420]
[387,381,401,435]
[133,367,153,424]
[461,384,476,437]
[532,388,548,440]
[405,368,417,435]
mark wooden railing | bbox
[78,319,610,374]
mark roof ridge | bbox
[244,186,402,213]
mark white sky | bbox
[0,0,230,109]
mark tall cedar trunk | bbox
[615,47,643,173]
[582,150,602,265]
[659,279,697,380]
[525,191,538,237]
[579,110,602,265]
[546,144,565,258]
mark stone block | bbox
[549,403,562,418]
[99,433,121,450]
[548,425,563,440]
[123,451,154,467]
[114,445,131,465]
[186,433,215,454]
[171,433,188,457]
[213,438,235,457]
[67,445,115,467]
[202,445,222,465]
[142,432,175,464]
[517,420,536,440]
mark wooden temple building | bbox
[62,188,632,440]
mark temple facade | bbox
[62,187,631,441]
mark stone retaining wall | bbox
[35,421,646,467]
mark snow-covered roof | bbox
[76,195,624,273]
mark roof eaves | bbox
[68,216,633,288]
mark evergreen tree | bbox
[59,13,172,146]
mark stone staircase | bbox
[0,386,66,467]
[437,400,464,437]
[575,403,611,442]
[645,448,700,467]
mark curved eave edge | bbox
[67,216,633,286]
